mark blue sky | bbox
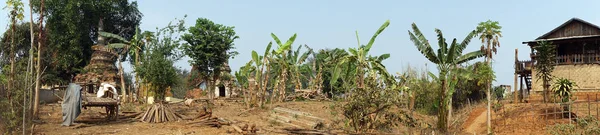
[1,0,599,88]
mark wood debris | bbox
[287,89,328,101]
[231,123,258,134]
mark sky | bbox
[1,0,599,88]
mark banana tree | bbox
[250,42,272,107]
[270,33,297,102]
[331,20,390,90]
[408,23,484,132]
[287,45,312,91]
[99,27,145,102]
[235,61,255,108]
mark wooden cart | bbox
[79,82,120,120]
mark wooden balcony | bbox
[556,54,600,65]
[516,60,533,74]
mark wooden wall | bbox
[545,21,600,39]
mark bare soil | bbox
[34,99,344,135]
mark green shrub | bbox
[548,124,575,135]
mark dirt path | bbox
[462,107,487,134]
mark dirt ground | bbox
[457,93,600,135]
[33,99,350,135]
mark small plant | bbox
[548,124,575,135]
[552,78,577,103]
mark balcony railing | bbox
[556,54,600,65]
[516,60,533,74]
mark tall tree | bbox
[182,18,239,99]
[408,23,484,132]
[476,20,502,134]
[534,41,556,103]
[136,19,185,101]
[32,0,142,82]
[5,0,25,109]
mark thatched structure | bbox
[75,19,120,86]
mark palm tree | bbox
[331,20,391,90]
[408,23,484,132]
[476,20,502,134]
[534,40,556,103]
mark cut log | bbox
[269,114,292,123]
[265,117,303,128]
[232,124,244,133]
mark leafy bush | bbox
[339,75,404,133]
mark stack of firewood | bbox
[231,123,258,134]
[137,103,184,123]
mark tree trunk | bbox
[25,0,35,132]
[279,70,287,102]
[135,50,140,102]
[486,44,492,134]
[33,0,45,118]
[261,61,271,107]
[119,56,126,103]
[543,80,548,103]
[8,8,16,107]
[438,76,448,132]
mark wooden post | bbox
[588,94,591,116]
[514,49,519,103]
[569,102,572,125]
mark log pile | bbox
[185,111,224,128]
[267,107,325,129]
[137,103,183,123]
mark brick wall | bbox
[532,64,600,92]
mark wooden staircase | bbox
[525,74,532,91]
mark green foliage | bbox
[0,22,38,66]
[534,40,556,101]
[330,21,392,105]
[32,0,142,82]
[182,18,239,77]
[341,76,399,132]
[548,124,575,135]
[182,18,239,98]
[492,86,505,100]
[408,23,484,132]
[552,78,577,103]
[0,57,31,133]
[5,0,25,21]
[171,69,191,99]
[547,116,600,135]
[136,18,186,100]
[476,20,502,59]
[309,48,348,96]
